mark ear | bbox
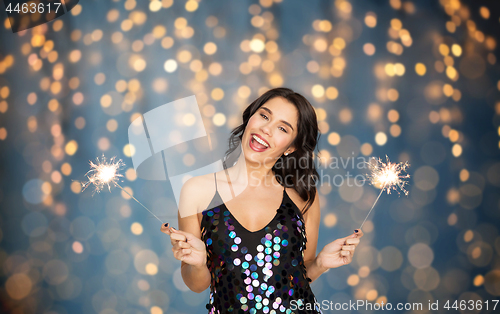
[287,145,296,155]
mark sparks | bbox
[366,155,410,196]
[359,155,410,230]
[80,155,165,224]
[81,155,125,193]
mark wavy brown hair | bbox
[223,87,320,216]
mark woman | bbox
[161,87,364,313]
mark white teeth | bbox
[252,134,269,148]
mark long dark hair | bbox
[223,87,320,216]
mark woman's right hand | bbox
[160,223,207,268]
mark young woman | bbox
[161,87,364,313]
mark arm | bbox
[175,177,211,293]
[302,190,327,283]
[177,216,211,293]
[302,190,364,283]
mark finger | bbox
[345,238,360,245]
[170,231,187,242]
[340,250,351,256]
[172,244,180,252]
[342,245,355,251]
[181,248,192,255]
[177,241,191,249]
[354,229,364,238]
[173,240,191,251]
[170,228,188,242]
[344,252,353,265]
[160,223,171,234]
[173,249,186,261]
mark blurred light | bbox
[408,243,434,268]
[123,144,135,157]
[186,0,199,12]
[451,44,462,57]
[452,144,462,157]
[315,108,326,121]
[390,124,401,137]
[0,127,6,140]
[387,88,399,101]
[339,108,352,124]
[250,39,265,52]
[164,59,178,72]
[204,42,217,55]
[387,109,399,122]
[378,246,403,271]
[64,140,78,155]
[448,129,459,142]
[72,241,84,254]
[131,222,143,235]
[5,273,32,300]
[126,168,137,181]
[391,18,402,30]
[364,12,377,27]
[367,103,382,121]
[473,274,484,286]
[323,213,337,227]
[459,169,469,182]
[325,86,338,99]
[375,132,387,145]
[358,266,370,278]
[347,274,359,286]
[121,186,134,200]
[61,163,72,176]
[479,6,490,19]
[439,44,449,56]
[211,88,224,100]
[363,43,376,56]
[360,143,373,156]
[70,181,81,194]
[27,116,37,132]
[327,132,340,146]
[311,84,325,98]
[213,113,226,126]
[446,21,456,33]
[151,306,163,314]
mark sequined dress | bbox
[200,172,323,314]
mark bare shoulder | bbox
[285,187,320,217]
[179,173,217,216]
[285,187,309,210]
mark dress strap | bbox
[214,172,218,192]
[223,167,236,199]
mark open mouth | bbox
[249,134,269,152]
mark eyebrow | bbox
[260,106,295,132]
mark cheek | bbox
[246,116,263,132]
[273,133,292,149]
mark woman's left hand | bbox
[316,229,364,270]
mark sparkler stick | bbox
[80,155,165,224]
[359,156,410,230]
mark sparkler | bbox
[80,155,165,224]
[359,156,410,230]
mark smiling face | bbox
[242,96,299,165]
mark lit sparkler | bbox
[80,155,165,224]
[359,155,410,230]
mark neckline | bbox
[217,188,287,234]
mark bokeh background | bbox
[1,0,500,313]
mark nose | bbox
[261,124,271,137]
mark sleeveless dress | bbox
[200,172,323,314]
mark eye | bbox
[279,126,287,133]
[260,113,269,120]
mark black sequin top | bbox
[200,172,322,314]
